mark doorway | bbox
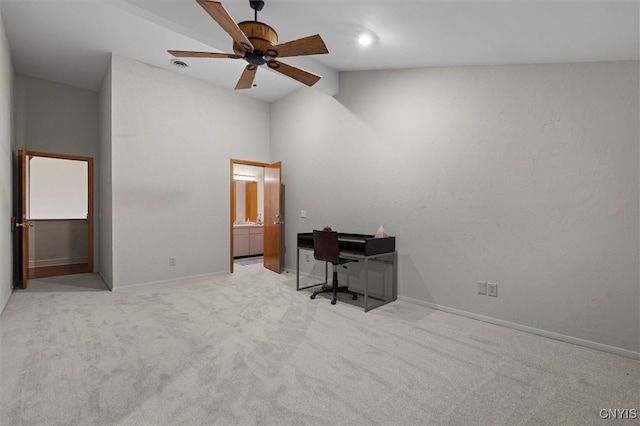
[15,149,94,288]
[232,163,264,271]
[230,159,282,274]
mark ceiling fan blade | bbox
[168,50,241,59]
[267,60,321,87]
[269,34,329,58]
[196,0,254,52]
[235,65,258,90]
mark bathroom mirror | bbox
[233,164,264,223]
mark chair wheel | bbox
[310,294,316,299]
[352,295,358,300]
[331,298,337,305]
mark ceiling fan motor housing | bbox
[234,21,279,59]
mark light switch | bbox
[487,283,498,297]
[301,210,307,218]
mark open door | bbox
[14,150,93,284]
[26,153,93,279]
[16,147,32,289]
[263,162,282,274]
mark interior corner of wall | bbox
[0,287,12,316]
[98,270,113,291]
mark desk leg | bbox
[393,251,398,300]
[364,257,370,312]
[296,248,327,291]
[296,247,300,290]
[362,251,397,312]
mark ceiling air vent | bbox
[170,59,189,68]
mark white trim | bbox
[111,271,229,291]
[398,296,640,361]
[29,256,88,268]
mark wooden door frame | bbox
[230,158,270,273]
[25,150,94,277]
[17,147,29,288]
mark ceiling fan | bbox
[169,0,329,90]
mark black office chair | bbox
[310,230,358,305]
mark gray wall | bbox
[15,75,100,272]
[270,61,639,356]
[4,49,637,357]
[98,58,113,288]
[106,55,270,288]
[0,12,15,314]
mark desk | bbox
[296,232,398,312]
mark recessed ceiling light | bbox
[357,31,377,46]
[170,59,189,68]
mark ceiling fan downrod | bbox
[249,0,264,21]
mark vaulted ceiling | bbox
[1,0,638,102]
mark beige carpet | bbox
[0,268,638,425]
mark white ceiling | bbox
[1,0,638,102]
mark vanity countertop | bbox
[233,223,263,228]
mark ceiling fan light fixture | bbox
[266,48,278,59]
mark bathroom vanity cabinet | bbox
[233,225,264,257]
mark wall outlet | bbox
[301,210,307,218]
[169,257,176,266]
[487,282,497,297]
[477,281,487,295]
[305,254,310,262]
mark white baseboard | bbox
[398,295,640,361]
[111,270,230,291]
[29,256,88,268]
[283,268,326,285]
